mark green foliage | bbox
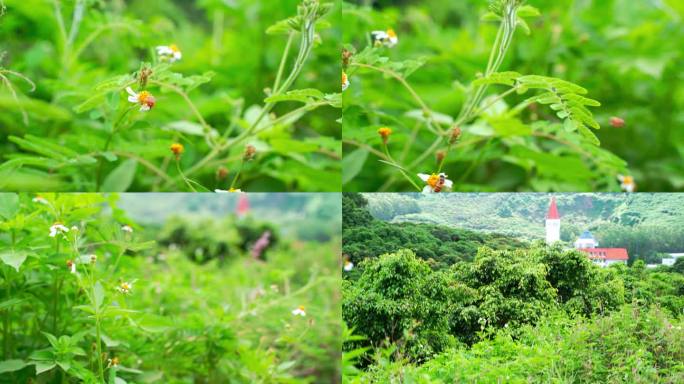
[351,304,684,383]
[0,0,341,192]
[342,250,457,363]
[342,0,684,192]
[0,193,340,383]
[342,193,524,269]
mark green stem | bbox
[229,161,245,190]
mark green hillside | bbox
[363,193,684,262]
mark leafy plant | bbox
[341,0,683,192]
[0,0,341,192]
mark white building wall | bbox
[545,219,560,244]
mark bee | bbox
[433,173,447,193]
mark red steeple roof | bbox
[547,197,560,220]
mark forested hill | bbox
[343,194,525,268]
[363,193,684,242]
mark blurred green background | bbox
[343,0,684,192]
[0,0,341,191]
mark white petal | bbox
[417,173,431,182]
[215,189,229,193]
[175,52,182,60]
[140,105,150,112]
[125,87,137,97]
[422,186,434,194]
[443,179,453,189]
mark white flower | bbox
[292,305,306,317]
[116,281,133,294]
[215,188,242,193]
[344,260,354,271]
[70,226,79,232]
[342,71,350,91]
[371,28,398,48]
[418,173,453,194]
[617,175,635,193]
[156,44,182,63]
[49,223,70,238]
[66,260,76,274]
[32,196,48,205]
[125,87,156,112]
[121,225,133,233]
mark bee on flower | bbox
[292,305,307,317]
[215,188,242,193]
[371,28,398,48]
[49,223,70,238]
[116,281,133,295]
[156,44,182,63]
[121,225,134,233]
[343,258,354,272]
[125,87,156,112]
[32,196,48,205]
[342,71,350,91]
[418,173,453,193]
[617,174,636,192]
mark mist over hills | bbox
[362,194,684,258]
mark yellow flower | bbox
[117,281,133,294]
[342,71,350,91]
[377,127,392,144]
[170,143,184,157]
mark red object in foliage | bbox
[546,197,560,220]
[610,116,625,128]
[236,194,250,216]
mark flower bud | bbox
[449,126,462,144]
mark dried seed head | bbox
[436,150,446,163]
[216,167,229,180]
[610,116,625,128]
[449,126,462,144]
[342,49,352,67]
[243,145,257,161]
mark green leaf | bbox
[0,250,28,272]
[33,361,56,375]
[0,193,20,219]
[94,281,104,311]
[342,148,368,185]
[126,241,156,252]
[102,159,138,192]
[264,88,325,104]
[0,359,28,374]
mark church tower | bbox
[545,197,560,244]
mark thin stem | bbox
[229,161,245,190]
[273,33,294,92]
[176,160,198,192]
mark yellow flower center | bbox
[377,127,392,138]
[622,176,634,184]
[138,91,151,103]
[342,72,348,84]
[121,282,131,291]
[170,143,184,155]
[298,305,305,311]
[169,44,180,53]
[426,173,439,188]
[387,29,397,38]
